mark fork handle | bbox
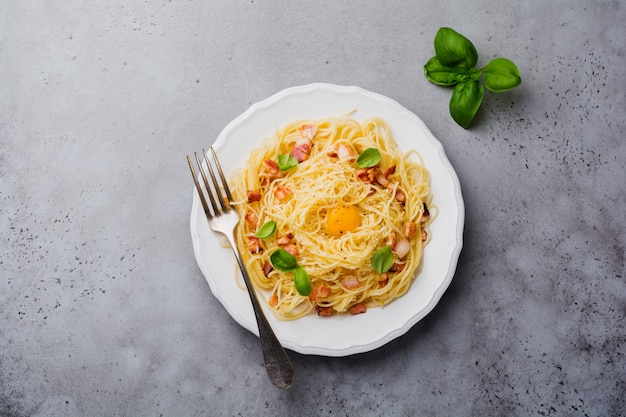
[226,236,295,389]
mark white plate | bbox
[189,83,464,357]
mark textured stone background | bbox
[1,1,625,416]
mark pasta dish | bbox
[230,114,434,320]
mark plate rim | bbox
[190,83,464,356]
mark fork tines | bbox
[186,147,233,219]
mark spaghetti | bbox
[230,114,434,320]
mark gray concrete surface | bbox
[1,1,625,416]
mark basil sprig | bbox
[371,246,394,274]
[269,249,311,296]
[424,27,521,128]
[356,148,381,168]
[254,220,277,239]
[293,267,311,297]
[270,249,298,272]
[277,154,298,171]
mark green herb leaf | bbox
[293,267,311,296]
[452,67,483,83]
[371,246,394,274]
[483,58,522,92]
[434,27,478,69]
[356,148,381,168]
[423,56,459,86]
[270,249,298,272]
[254,220,276,239]
[450,80,484,129]
[277,154,298,171]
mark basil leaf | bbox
[483,58,522,92]
[270,249,298,272]
[450,80,484,129]
[371,246,394,274]
[254,220,276,239]
[434,27,478,69]
[356,148,381,168]
[293,267,311,296]
[423,56,459,86]
[277,154,298,171]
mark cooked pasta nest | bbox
[230,114,434,320]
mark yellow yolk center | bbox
[326,204,361,237]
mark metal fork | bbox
[187,147,295,389]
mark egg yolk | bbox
[326,204,361,237]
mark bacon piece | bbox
[337,143,356,161]
[300,124,318,140]
[247,190,262,202]
[422,229,428,242]
[340,274,360,289]
[390,262,405,272]
[356,168,376,184]
[273,185,292,201]
[383,165,396,178]
[394,238,411,259]
[395,190,406,204]
[316,305,334,316]
[276,232,294,246]
[268,291,278,308]
[309,285,332,301]
[263,159,280,179]
[247,236,261,254]
[378,274,389,288]
[404,221,417,239]
[284,243,299,257]
[262,261,273,277]
[387,183,406,204]
[385,231,396,248]
[244,210,258,230]
[422,203,430,220]
[375,174,390,188]
[349,302,367,315]
[290,138,312,162]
